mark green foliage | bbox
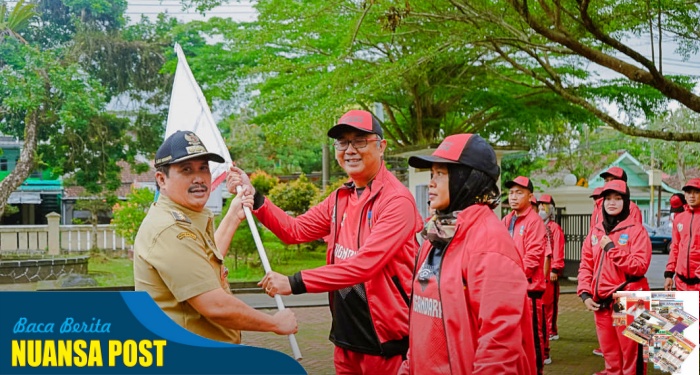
[0,0,36,38]
[111,188,155,245]
[501,152,548,192]
[2,204,19,217]
[268,174,320,216]
[250,170,279,196]
[215,197,263,269]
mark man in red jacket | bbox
[228,110,423,375]
[503,176,548,374]
[664,178,700,298]
[538,194,565,347]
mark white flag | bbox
[166,43,231,189]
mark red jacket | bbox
[665,205,700,288]
[503,206,547,294]
[590,199,642,230]
[577,216,651,302]
[400,205,536,375]
[252,164,423,356]
[545,220,565,275]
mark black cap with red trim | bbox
[407,134,500,181]
[682,178,700,192]
[327,110,383,139]
[600,166,627,182]
[505,176,534,192]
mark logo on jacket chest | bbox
[519,225,525,236]
[618,233,629,246]
[591,235,598,246]
[677,223,683,232]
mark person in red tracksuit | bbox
[578,179,651,375]
[228,110,423,375]
[664,178,700,301]
[590,166,642,231]
[503,176,548,374]
[588,186,605,358]
[398,134,535,375]
[538,194,564,346]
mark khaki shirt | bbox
[133,195,240,343]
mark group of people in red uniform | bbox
[223,109,699,375]
[577,169,700,375]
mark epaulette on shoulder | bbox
[170,210,192,224]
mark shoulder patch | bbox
[177,231,197,241]
[170,210,191,224]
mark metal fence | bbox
[0,224,128,253]
[557,213,592,278]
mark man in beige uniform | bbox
[134,130,297,343]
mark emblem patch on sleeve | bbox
[177,231,197,241]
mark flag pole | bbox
[237,187,303,360]
[167,43,301,360]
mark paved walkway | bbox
[240,291,667,375]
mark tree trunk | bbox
[0,111,38,217]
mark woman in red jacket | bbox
[399,134,536,375]
[577,180,651,375]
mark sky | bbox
[124,0,257,24]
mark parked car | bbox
[643,224,672,254]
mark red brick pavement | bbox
[242,293,667,375]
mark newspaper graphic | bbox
[622,310,671,345]
[612,293,650,327]
[666,307,698,334]
[652,332,696,374]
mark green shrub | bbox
[250,170,279,196]
[111,187,154,245]
[268,173,319,216]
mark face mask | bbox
[539,210,548,220]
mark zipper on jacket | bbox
[437,231,456,375]
[686,212,695,279]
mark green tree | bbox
[111,187,154,245]
[74,192,117,250]
[0,1,170,217]
[414,0,700,142]
[268,174,320,217]
[180,0,593,153]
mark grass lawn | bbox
[88,244,328,287]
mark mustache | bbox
[188,184,208,193]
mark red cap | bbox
[538,194,555,206]
[328,110,383,139]
[589,187,604,199]
[505,176,534,192]
[670,193,687,213]
[601,180,629,197]
[682,178,700,192]
[600,166,627,182]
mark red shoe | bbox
[592,347,603,357]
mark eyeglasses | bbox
[333,137,380,151]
